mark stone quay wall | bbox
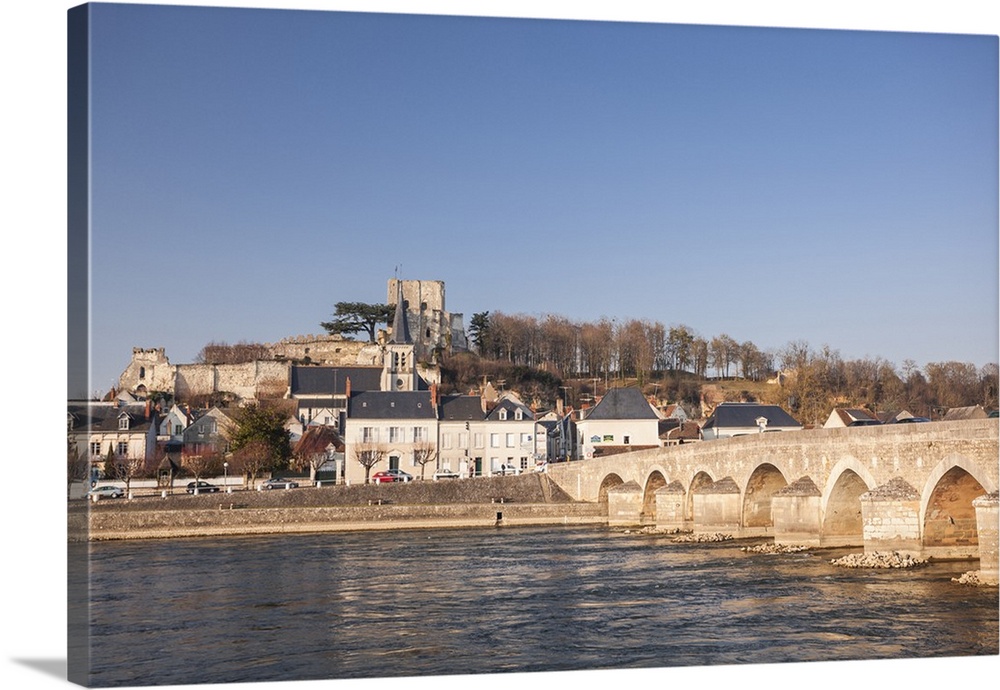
[71,473,604,541]
[79,502,606,541]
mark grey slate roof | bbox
[440,395,485,421]
[290,366,383,396]
[485,396,535,421]
[702,402,801,430]
[349,391,437,419]
[584,387,659,420]
[388,282,412,344]
[295,397,347,410]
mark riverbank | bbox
[70,473,608,541]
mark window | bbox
[490,433,500,448]
[118,416,129,430]
[499,409,507,421]
[414,427,427,443]
[442,433,452,449]
[474,433,484,448]
[139,366,145,379]
[514,409,523,421]
[520,433,532,446]
[89,442,101,456]
[174,424,183,435]
[116,442,128,456]
[624,435,631,445]
[458,432,468,449]
[506,433,515,447]
[362,427,377,443]
[520,457,529,471]
[389,427,403,443]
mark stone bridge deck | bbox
[547,419,999,578]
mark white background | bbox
[2,2,998,689]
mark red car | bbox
[371,469,414,484]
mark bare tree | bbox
[196,340,270,364]
[353,442,387,484]
[412,442,438,480]
[109,454,145,497]
[229,439,273,488]
[182,451,224,486]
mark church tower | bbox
[381,281,417,392]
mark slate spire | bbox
[389,280,411,344]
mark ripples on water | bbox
[81,526,998,687]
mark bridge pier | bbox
[974,492,999,582]
[654,481,688,531]
[607,480,643,527]
[860,478,922,557]
[692,477,741,535]
[771,477,823,546]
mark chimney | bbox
[345,376,352,400]
[430,383,438,408]
[145,400,151,419]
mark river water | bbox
[81,525,998,687]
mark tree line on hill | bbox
[463,311,998,427]
[190,304,998,429]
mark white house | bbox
[482,392,539,474]
[343,389,439,483]
[575,387,662,460]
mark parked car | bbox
[432,469,460,480]
[533,461,548,473]
[87,485,124,500]
[897,416,931,424]
[262,478,300,490]
[496,464,520,476]
[186,480,220,494]
[372,469,414,484]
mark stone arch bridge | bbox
[546,419,999,577]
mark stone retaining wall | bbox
[80,502,606,541]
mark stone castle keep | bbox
[118,279,465,401]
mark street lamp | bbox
[223,461,229,493]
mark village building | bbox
[824,408,881,428]
[700,402,802,440]
[575,387,662,459]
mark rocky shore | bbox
[740,543,809,554]
[829,551,928,569]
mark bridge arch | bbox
[821,461,874,547]
[597,473,626,504]
[642,469,668,520]
[687,471,714,523]
[742,463,788,534]
[920,454,995,558]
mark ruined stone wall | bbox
[267,335,374,366]
[118,348,176,394]
[121,338,384,402]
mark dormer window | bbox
[514,409,523,421]
[118,415,130,430]
[499,409,507,421]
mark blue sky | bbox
[77,2,999,394]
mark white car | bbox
[87,485,124,500]
[495,464,520,476]
[433,469,461,480]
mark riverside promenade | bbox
[69,473,606,541]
